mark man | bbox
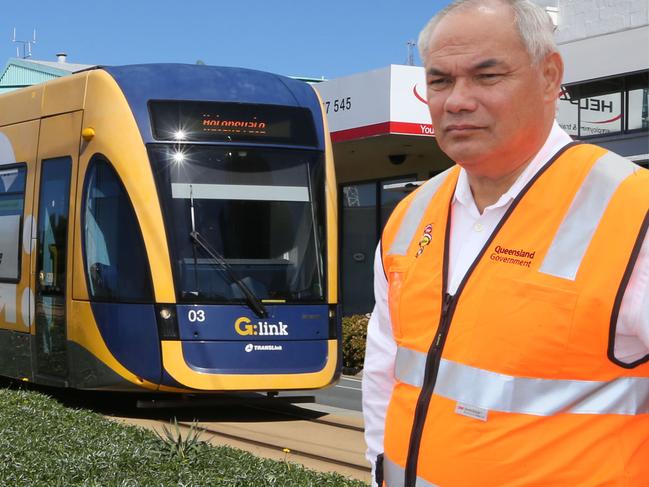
[362,0,649,486]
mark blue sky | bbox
[2,0,450,79]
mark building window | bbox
[579,91,623,137]
[558,71,648,138]
[628,88,649,131]
[0,165,26,282]
[340,175,415,315]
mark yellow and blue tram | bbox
[0,64,339,392]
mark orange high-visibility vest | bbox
[380,144,649,487]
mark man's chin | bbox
[439,143,487,167]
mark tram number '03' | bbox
[324,97,352,114]
[188,309,206,323]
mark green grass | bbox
[0,388,368,487]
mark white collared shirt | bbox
[362,122,649,480]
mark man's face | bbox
[424,2,557,177]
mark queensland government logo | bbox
[235,316,288,336]
[490,245,536,268]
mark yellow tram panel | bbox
[0,87,43,126]
[316,88,339,304]
[41,74,87,117]
[75,70,175,303]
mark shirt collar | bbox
[454,121,573,213]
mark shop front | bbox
[315,65,453,315]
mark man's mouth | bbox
[445,124,484,133]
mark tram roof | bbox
[102,63,325,148]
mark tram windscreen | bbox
[149,145,326,303]
[149,101,318,146]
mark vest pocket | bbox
[474,275,578,376]
[387,266,408,340]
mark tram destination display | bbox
[150,101,318,146]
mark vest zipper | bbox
[404,292,456,487]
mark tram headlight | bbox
[328,304,340,339]
[171,151,185,164]
[155,304,179,340]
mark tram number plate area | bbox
[176,305,330,341]
[187,309,205,323]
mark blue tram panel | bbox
[180,341,329,376]
[176,304,330,341]
[172,304,332,377]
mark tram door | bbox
[32,112,81,381]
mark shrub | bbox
[154,418,207,460]
[342,314,370,372]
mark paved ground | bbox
[280,373,363,411]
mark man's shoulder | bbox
[557,143,646,181]
[577,143,647,176]
[381,165,459,245]
[393,166,457,214]
[563,144,649,211]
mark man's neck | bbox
[467,160,531,214]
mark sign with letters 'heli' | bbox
[557,90,623,137]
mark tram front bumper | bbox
[160,339,338,391]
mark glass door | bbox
[34,157,71,378]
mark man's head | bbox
[418,0,563,178]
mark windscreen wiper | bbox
[188,185,268,319]
[189,231,268,318]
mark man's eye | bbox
[427,78,450,88]
[477,73,503,82]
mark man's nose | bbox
[444,78,478,113]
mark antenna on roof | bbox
[12,28,37,59]
[406,40,416,66]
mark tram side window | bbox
[0,165,26,282]
[83,158,152,302]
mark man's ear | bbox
[542,51,564,102]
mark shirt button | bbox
[474,223,484,232]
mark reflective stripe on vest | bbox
[387,168,454,256]
[395,346,649,416]
[384,455,439,487]
[539,151,639,280]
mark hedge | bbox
[342,314,369,372]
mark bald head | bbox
[418,0,557,65]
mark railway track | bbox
[109,401,371,483]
